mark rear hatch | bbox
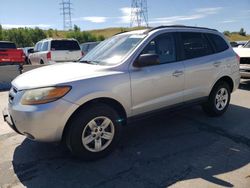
[0,42,24,63]
[50,40,82,62]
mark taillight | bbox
[47,52,51,60]
[22,51,26,59]
[81,51,84,57]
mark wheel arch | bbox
[62,97,127,141]
[212,76,234,93]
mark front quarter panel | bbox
[62,71,132,117]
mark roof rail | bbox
[113,30,131,36]
[144,25,218,34]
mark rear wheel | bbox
[40,60,44,64]
[65,104,122,160]
[202,82,231,117]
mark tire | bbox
[65,104,122,160]
[40,60,44,64]
[202,82,231,117]
[28,59,32,65]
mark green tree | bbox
[0,24,2,40]
[73,25,81,32]
[223,31,230,36]
[239,28,246,36]
[66,25,101,43]
[29,27,47,44]
[97,35,105,41]
[47,29,54,37]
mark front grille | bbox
[240,69,250,73]
[9,86,18,103]
[240,58,250,65]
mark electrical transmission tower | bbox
[60,0,73,30]
[130,0,149,27]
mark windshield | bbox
[244,41,250,48]
[80,34,146,65]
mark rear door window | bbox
[206,33,229,52]
[180,32,213,60]
[51,40,80,51]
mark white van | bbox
[29,38,82,64]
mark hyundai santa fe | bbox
[3,26,240,160]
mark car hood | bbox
[233,48,250,58]
[12,62,121,90]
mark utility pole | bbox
[60,0,73,30]
[130,0,149,27]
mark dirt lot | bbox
[0,80,250,188]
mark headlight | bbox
[21,86,71,105]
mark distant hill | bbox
[1,24,249,47]
[89,27,250,41]
[72,27,250,42]
[88,27,145,38]
[225,33,250,42]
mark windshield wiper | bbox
[79,60,101,65]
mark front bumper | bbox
[3,97,79,142]
[2,107,22,135]
[240,59,250,78]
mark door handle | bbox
[172,70,184,77]
[213,62,221,67]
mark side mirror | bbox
[134,54,160,67]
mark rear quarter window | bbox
[206,33,229,53]
[41,41,49,51]
[51,40,80,51]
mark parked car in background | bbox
[80,41,100,56]
[233,40,250,78]
[28,38,82,64]
[3,26,240,160]
[22,47,34,64]
[235,41,248,48]
[230,41,238,48]
[0,41,25,66]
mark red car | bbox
[0,41,25,65]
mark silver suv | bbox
[3,26,240,160]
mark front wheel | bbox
[65,104,122,160]
[202,82,231,117]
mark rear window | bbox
[180,32,213,59]
[207,33,229,53]
[51,40,80,51]
[0,42,16,49]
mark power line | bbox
[130,0,149,27]
[60,0,73,30]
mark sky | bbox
[0,0,250,33]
